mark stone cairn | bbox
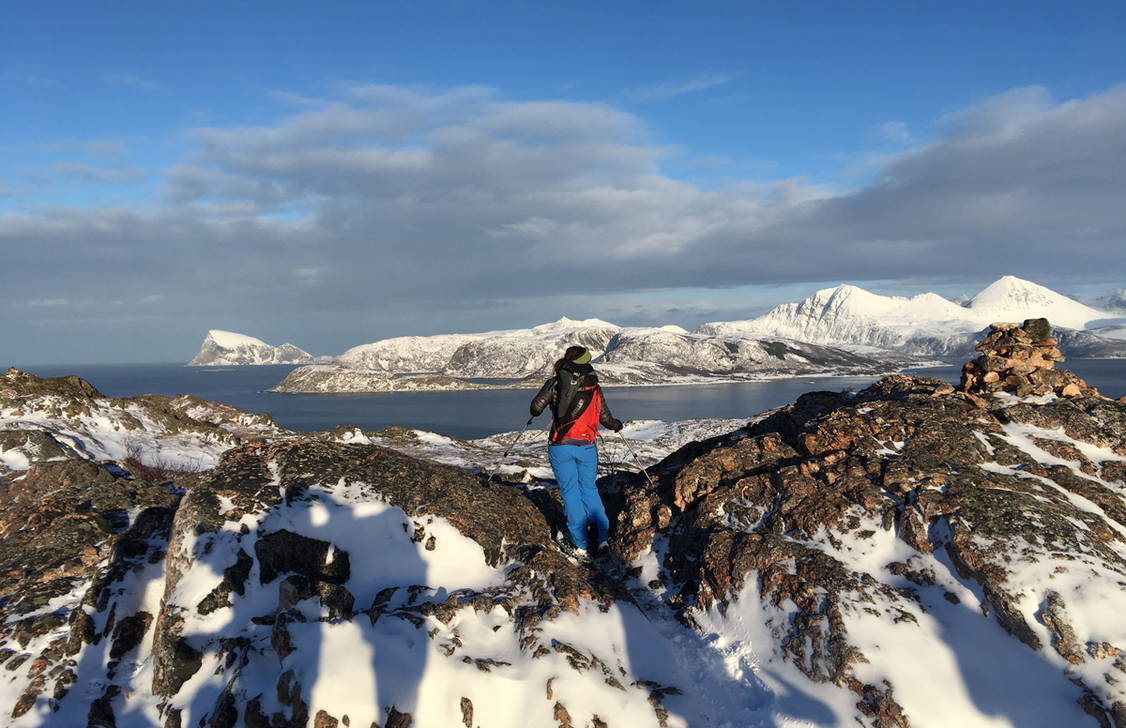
[960,318,1099,398]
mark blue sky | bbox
[3,1,1125,363]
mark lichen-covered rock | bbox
[609,358,1126,726]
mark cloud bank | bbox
[3,82,1124,360]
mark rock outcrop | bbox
[608,326,1126,726]
[2,322,1126,727]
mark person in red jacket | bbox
[530,345,623,560]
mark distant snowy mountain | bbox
[968,276,1110,327]
[274,318,911,393]
[188,330,316,366]
[269,276,1123,393]
[593,327,906,384]
[1097,289,1126,313]
[337,317,620,378]
[697,276,1125,355]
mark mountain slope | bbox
[188,330,316,366]
[336,317,620,377]
[968,276,1110,329]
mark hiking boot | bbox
[558,541,590,563]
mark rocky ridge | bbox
[607,325,1126,726]
[1,321,1126,726]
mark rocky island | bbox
[188,330,317,367]
[2,319,1125,727]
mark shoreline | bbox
[264,364,951,395]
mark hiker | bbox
[530,345,624,560]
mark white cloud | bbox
[3,82,1125,355]
[2,70,57,88]
[20,298,72,308]
[267,89,329,108]
[102,73,161,90]
[86,140,128,159]
[623,73,737,102]
[37,163,146,184]
[876,121,913,144]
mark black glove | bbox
[608,418,624,432]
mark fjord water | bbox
[15,360,1126,440]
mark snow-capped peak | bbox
[968,276,1109,328]
[530,316,619,334]
[693,275,1121,356]
[204,329,269,349]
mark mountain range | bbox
[699,276,1125,356]
[188,277,1126,391]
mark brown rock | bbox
[1040,346,1065,361]
[315,710,340,728]
[1060,383,1083,398]
[553,702,573,727]
[1022,317,1052,341]
[459,697,473,728]
[385,707,412,728]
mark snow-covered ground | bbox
[0,393,249,472]
[357,417,749,482]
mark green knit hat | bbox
[571,350,592,365]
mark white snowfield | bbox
[355,417,750,482]
[188,329,317,366]
[698,275,1126,352]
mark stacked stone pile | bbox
[960,318,1100,398]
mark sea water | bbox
[12,360,1125,440]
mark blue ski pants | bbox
[548,443,609,550]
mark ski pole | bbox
[503,417,536,458]
[616,431,655,488]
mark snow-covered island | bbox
[188,330,318,366]
[271,317,915,393]
[3,319,1126,727]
